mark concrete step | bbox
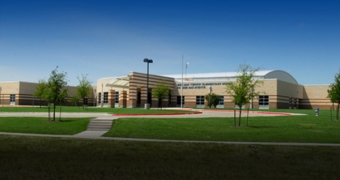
[86,118,113,131]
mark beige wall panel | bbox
[303,85,330,99]
[255,80,277,96]
[0,82,20,94]
[277,80,304,99]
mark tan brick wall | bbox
[301,85,332,109]
[0,81,94,106]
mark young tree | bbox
[152,82,170,109]
[327,70,340,120]
[205,93,220,108]
[34,79,48,108]
[226,64,262,127]
[76,74,92,110]
[46,67,68,121]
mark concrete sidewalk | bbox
[0,112,113,117]
[1,131,340,147]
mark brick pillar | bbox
[108,90,115,108]
[141,87,147,107]
[119,90,127,108]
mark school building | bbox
[0,70,332,109]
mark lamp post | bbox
[181,57,189,108]
[181,55,183,108]
[143,58,153,109]
[185,62,189,78]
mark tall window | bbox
[10,94,15,105]
[259,95,269,109]
[83,98,88,105]
[196,96,205,105]
[168,90,171,106]
[218,96,224,105]
[103,92,108,104]
[177,96,184,106]
[115,92,119,103]
[98,93,101,104]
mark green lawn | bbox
[104,109,340,143]
[1,135,339,180]
[0,106,191,114]
[0,117,91,135]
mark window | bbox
[98,93,101,104]
[177,96,185,106]
[196,96,204,105]
[168,91,171,106]
[10,94,15,105]
[83,98,88,105]
[103,92,108,104]
[218,96,224,105]
[115,92,119,103]
[259,95,269,109]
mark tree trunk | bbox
[53,104,56,121]
[238,105,242,127]
[59,103,62,122]
[246,108,249,127]
[48,104,50,121]
[233,109,236,126]
[337,103,339,120]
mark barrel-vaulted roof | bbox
[164,70,298,84]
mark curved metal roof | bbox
[165,70,298,84]
[263,70,298,84]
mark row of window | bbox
[98,92,120,104]
[176,95,269,106]
[96,93,270,107]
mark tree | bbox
[34,79,48,108]
[327,70,340,120]
[205,93,220,108]
[76,74,92,110]
[71,96,79,106]
[226,64,262,127]
[152,82,170,109]
[46,67,68,121]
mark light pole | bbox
[181,55,183,108]
[143,58,153,109]
[185,62,189,78]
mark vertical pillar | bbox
[141,87,148,107]
[119,90,127,108]
[109,90,115,108]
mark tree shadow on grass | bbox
[45,119,77,123]
[248,126,277,129]
[59,119,77,122]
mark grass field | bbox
[0,135,339,180]
[104,116,340,143]
[1,108,339,143]
[104,109,340,143]
[0,108,339,179]
[0,117,91,135]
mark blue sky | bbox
[0,0,339,86]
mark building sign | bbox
[177,82,228,89]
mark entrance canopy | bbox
[105,76,129,88]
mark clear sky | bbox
[0,0,339,86]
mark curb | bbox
[112,111,202,116]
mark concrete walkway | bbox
[74,117,117,138]
[1,131,340,147]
